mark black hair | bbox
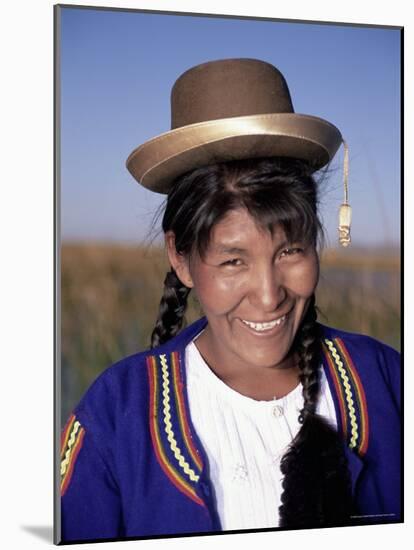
[160,156,322,259]
[150,156,354,527]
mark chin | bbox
[237,330,296,367]
[237,347,291,370]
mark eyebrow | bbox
[212,240,291,256]
[213,245,247,255]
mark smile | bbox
[241,315,286,332]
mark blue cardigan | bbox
[60,319,401,542]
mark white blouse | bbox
[185,340,337,531]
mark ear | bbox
[165,231,194,288]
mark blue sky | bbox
[59,7,401,247]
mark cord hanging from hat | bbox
[338,140,351,247]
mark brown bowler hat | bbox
[126,58,343,194]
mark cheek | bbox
[192,270,245,314]
[284,261,319,298]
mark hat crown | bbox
[171,58,294,129]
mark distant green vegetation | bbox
[61,243,400,424]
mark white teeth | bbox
[241,316,286,332]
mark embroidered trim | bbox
[170,352,203,471]
[324,338,359,448]
[159,354,200,482]
[335,339,369,455]
[60,414,85,495]
[323,338,369,456]
[147,355,205,506]
[323,348,348,437]
[60,413,75,460]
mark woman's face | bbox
[168,208,319,374]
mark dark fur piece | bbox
[278,299,355,527]
[278,413,355,528]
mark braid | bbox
[150,270,191,349]
[296,294,321,422]
[278,296,355,528]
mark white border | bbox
[1,1,410,549]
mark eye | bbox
[279,247,303,259]
[220,258,244,267]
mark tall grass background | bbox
[61,242,400,425]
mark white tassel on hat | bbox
[338,140,351,247]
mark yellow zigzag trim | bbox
[324,339,359,449]
[159,354,200,483]
[61,420,81,476]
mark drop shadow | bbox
[21,525,54,543]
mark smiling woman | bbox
[163,169,320,401]
[60,59,401,542]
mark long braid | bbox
[150,270,191,349]
[278,296,355,527]
[296,294,321,422]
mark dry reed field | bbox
[61,242,400,423]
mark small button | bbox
[232,463,248,482]
[272,405,284,418]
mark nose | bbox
[248,264,286,312]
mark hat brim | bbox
[126,113,342,194]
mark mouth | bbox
[240,314,287,333]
